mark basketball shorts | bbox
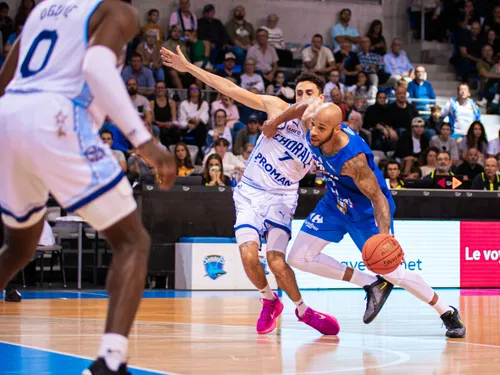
[0,92,137,230]
[233,182,298,245]
[300,197,394,251]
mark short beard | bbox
[317,129,335,149]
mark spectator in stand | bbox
[384,160,405,188]
[197,4,228,65]
[215,52,241,84]
[364,91,387,130]
[342,91,356,122]
[410,0,443,41]
[442,83,481,138]
[13,0,33,26]
[261,13,294,67]
[406,165,423,179]
[456,148,484,180]
[142,9,164,46]
[301,34,335,77]
[455,18,483,83]
[0,2,12,46]
[100,130,127,172]
[237,142,254,165]
[347,111,371,146]
[150,82,179,147]
[366,19,387,56]
[6,21,22,44]
[394,117,429,175]
[206,109,233,152]
[121,53,155,96]
[335,40,361,86]
[126,78,153,125]
[246,28,279,84]
[424,151,454,181]
[162,25,190,89]
[225,6,255,65]
[240,58,265,93]
[366,91,399,153]
[472,157,500,190]
[484,29,500,58]
[430,122,460,163]
[459,121,489,159]
[384,38,414,82]
[347,71,377,103]
[202,153,232,186]
[385,85,419,135]
[100,118,133,156]
[357,37,395,89]
[136,30,164,82]
[211,94,240,129]
[477,44,500,108]
[234,114,262,155]
[203,138,245,178]
[407,65,436,116]
[324,69,345,103]
[265,71,294,101]
[487,129,500,157]
[484,5,500,36]
[185,29,213,73]
[419,146,439,177]
[330,87,343,107]
[353,97,368,117]
[179,83,209,150]
[169,0,197,37]
[425,105,444,136]
[331,8,360,52]
[174,142,195,176]
[127,152,156,185]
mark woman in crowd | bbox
[202,154,231,186]
[459,121,489,160]
[179,83,209,152]
[265,71,294,102]
[150,81,178,146]
[237,143,255,165]
[348,71,377,103]
[174,142,195,176]
[206,109,233,152]
[419,146,439,177]
[366,19,387,55]
[261,13,294,67]
[211,94,240,129]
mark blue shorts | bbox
[300,199,394,251]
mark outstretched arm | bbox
[161,46,288,117]
[341,153,391,234]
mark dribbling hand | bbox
[161,45,190,73]
[137,140,177,190]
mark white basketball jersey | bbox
[6,0,104,108]
[242,119,313,193]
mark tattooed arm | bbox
[341,153,391,234]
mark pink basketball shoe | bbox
[295,307,340,335]
[256,293,284,334]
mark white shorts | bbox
[233,182,298,246]
[0,92,137,230]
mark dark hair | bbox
[376,90,387,100]
[407,165,422,178]
[174,142,194,171]
[355,71,371,91]
[466,121,488,152]
[340,8,351,16]
[384,159,400,178]
[419,146,440,166]
[187,83,204,111]
[214,138,230,147]
[256,28,268,35]
[130,52,143,61]
[0,2,9,11]
[126,77,138,85]
[148,8,159,16]
[203,154,225,181]
[438,150,451,159]
[312,33,323,41]
[214,108,227,120]
[99,129,113,139]
[367,20,383,37]
[294,72,325,93]
[14,0,34,26]
[440,122,451,131]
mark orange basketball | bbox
[362,234,404,275]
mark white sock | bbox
[432,296,452,315]
[493,94,500,104]
[259,284,275,300]
[294,298,308,317]
[98,333,128,371]
[349,269,377,288]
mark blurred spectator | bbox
[384,38,414,82]
[237,142,254,164]
[425,151,454,180]
[357,37,394,89]
[441,83,481,137]
[406,165,423,179]
[121,53,155,96]
[324,69,345,102]
[483,29,500,58]
[234,114,261,155]
[410,0,443,41]
[429,123,460,163]
[484,5,500,35]
[174,142,195,176]
[329,87,343,107]
[385,86,419,135]
[150,82,179,147]
[407,65,436,115]
[364,91,387,130]
[14,0,33,26]
[197,4,228,66]
[162,25,190,89]
[246,28,279,83]
[394,117,429,174]
[456,148,484,180]
[335,40,361,86]
[419,146,439,177]
[169,0,197,36]
[216,52,240,84]
[6,21,22,44]
[261,14,293,67]
[179,83,209,150]
[0,2,12,45]
[136,30,164,82]
[202,153,231,186]
[331,8,360,51]
[384,160,405,188]
[425,105,444,136]
[265,71,294,101]
[101,119,133,156]
[487,129,500,157]
[455,18,482,83]
[141,9,164,45]
[211,94,240,129]
[240,59,265,93]
[126,78,153,125]
[225,6,255,65]
[459,121,488,159]
[471,157,500,190]
[347,111,370,145]
[353,97,367,117]
[203,138,245,178]
[100,130,127,172]
[206,109,233,151]
[476,44,500,107]
[127,152,156,185]
[347,71,376,103]
[185,29,213,71]
[301,34,335,76]
[366,19,386,56]
[342,91,356,122]
[462,0,482,28]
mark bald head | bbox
[484,157,498,179]
[314,103,343,127]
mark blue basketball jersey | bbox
[306,124,395,222]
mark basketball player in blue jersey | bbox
[0,1,176,374]
[263,101,466,338]
[162,48,391,336]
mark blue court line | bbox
[0,341,172,375]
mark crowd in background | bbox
[0,0,499,190]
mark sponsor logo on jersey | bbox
[254,153,292,187]
[272,133,313,168]
[203,255,227,280]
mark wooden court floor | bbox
[1,289,500,375]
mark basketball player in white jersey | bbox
[0,1,176,374]
[162,47,390,335]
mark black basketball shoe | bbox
[440,306,466,338]
[363,275,394,324]
[4,287,21,303]
[82,358,131,375]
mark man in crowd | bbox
[121,53,155,96]
[456,148,484,180]
[302,34,335,77]
[472,158,500,190]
